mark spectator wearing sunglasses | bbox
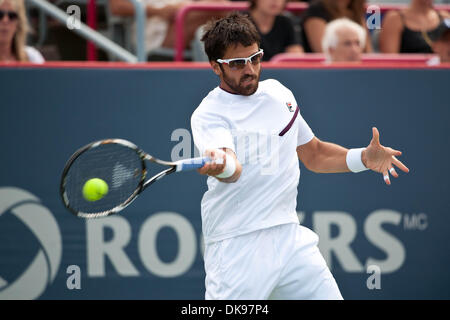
[0,0,44,63]
[246,0,303,61]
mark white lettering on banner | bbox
[86,216,139,277]
[364,210,405,273]
[0,187,62,300]
[66,265,81,290]
[171,128,193,162]
[85,210,409,278]
[313,212,364,272]
[138,212,196,277]
[312,210,406,274]
[366,5,381,30]
[66,5,81,30]
[366,265,381,290]
[403,213,428,231]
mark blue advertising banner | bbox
[0,65,448,299]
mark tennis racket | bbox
[60,139,211,219]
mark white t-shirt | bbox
[25,46,45,64]
[191,79,315,244]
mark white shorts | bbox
[204,223,343,300]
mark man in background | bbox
[321,18,366,63]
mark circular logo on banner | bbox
[0,187,62,300]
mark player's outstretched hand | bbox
[197,149,226,177]
[362,127,410,185]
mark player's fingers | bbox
[372,127,380,145]
[211,160,228,175]
[200,150,227,176]
[199,161,226,176]
[204,149,216,162]
[384,147,401,156]
[207,149,226,164]
[383,171,391,185]
[219,153,226,167]
[389,167,399,178]
[212,153,225,165]
[392,156,410,173]
[386,147,402,157]
[197,163,211,175]
[206,162,217,173]
[212,164,226,175]
[208,161,219,172]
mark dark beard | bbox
[222,68,260,96]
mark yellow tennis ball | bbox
[82,178,109,202]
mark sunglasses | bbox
[0,10,18,21]
[217,49,264,70]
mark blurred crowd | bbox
[0,0,449,64]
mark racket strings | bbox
[63,143,144,215]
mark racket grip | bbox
[176,156,212,172]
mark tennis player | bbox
[191,13,409,300]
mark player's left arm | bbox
[297,137,349,173]
[297,127,409,185]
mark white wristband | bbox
[346,148,369,173]
[215,154,236,179]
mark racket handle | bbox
[176,156,224,172]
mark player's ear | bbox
[211,61,222,76]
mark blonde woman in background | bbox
[0,0,44,62]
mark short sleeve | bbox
[191,110,235,156]
[279,82,314,146]
[25,47,45,64]
[297,112,314,146]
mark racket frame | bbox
[60,139,183,219]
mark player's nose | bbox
[242,60,256,74]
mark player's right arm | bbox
[191,104,241,183]
[197,148,242,183]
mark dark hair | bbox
[248,0,287,11]
[322,0,366,25]
[201,12,261,62]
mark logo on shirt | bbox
[286,102,294,112]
